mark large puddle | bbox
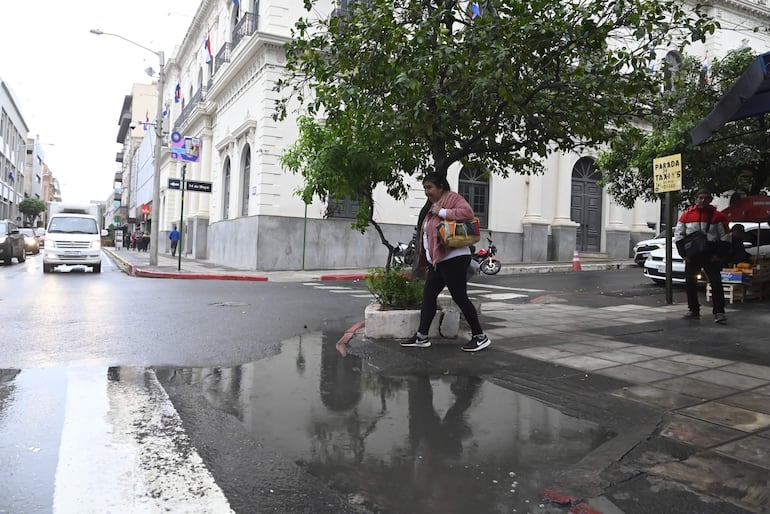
[159,334,613,513]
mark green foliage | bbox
[18,198,47,227]
[598,49,770,209]
[366,266,424,309]
[276,0,717,220]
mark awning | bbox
[691,52,770,145]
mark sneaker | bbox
[462,334,491,352]
[682,311,700,320]
[714,313,727,324]
[401,334,431,348]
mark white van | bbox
[44,205,107,273]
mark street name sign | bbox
[186,180,213,193]
[168,178,182,190]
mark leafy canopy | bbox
[276,0,715,197]
[18,198,47,227]
[598,49,770,209]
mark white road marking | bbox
[53,367,232,513]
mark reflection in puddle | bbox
[160,334,613,513]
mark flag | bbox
[648,48,656,73]
[162,104,168,119]
[233,0,238,5]
[469,2,481,19]
[8,171,14,183]
[204,31,212,65]
[702,51,710,82]
[175,80,181,103]
[144,110,149,131]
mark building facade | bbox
[114,0,770,271]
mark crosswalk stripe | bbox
[53,367,232,513]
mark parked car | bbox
[34,227,46,248]
[0,220,26,265]
[19,228,40,254]
[643,222,770,284]
[633,234,665,266]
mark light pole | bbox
[90,29,164,266]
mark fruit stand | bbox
[706,261,770,304]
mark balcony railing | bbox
[215,42,231,70]
[232,13,257,50]
[115,152,124,163]
[114,172,122,183]
[173,86,207,129]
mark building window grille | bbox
[458,166,489,228]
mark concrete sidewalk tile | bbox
[714,435,770,470]
[589,349,654,364]
[512,347,577,361]
[650,452,769,512]
[668,354,735,368]
[634,358,706,375]
[613,384,701,410]
[687,369,768,391]
[654,376,739,399]
[553,342,607,353]
[756,384,770,395]
[720,362,770,381]
[660,414,746,448]
[551,355,620,371]
[623,346,681,358]
[680,402,770,432]
[592,364,674,384]
[579,340,633,350]
[758,430,770,439]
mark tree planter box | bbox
[364,300,481,340]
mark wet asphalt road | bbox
[1,254,767,512]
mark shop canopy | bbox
[722,195,770,223]
[691,52,770,145]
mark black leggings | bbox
[419,255,483,335]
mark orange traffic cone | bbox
[572,250,582,271]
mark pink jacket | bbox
[416,191,475,267]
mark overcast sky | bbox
[1,1,194,204]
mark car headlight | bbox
[92,240,102,250]
[0,235,6,244]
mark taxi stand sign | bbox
[653,153,682,193]
[652,153,682,306]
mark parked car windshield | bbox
[48,217,99,234]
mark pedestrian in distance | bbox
[674,189,730,324]
[402,172,491,352]
[142,232,151,253]
[130,231,137,250]
[169,225,180,257]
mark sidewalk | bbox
[103,247,637,282]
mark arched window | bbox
[663,50,683,92]
[223,158,231,220]
[458,165,489,228]
[241,145,251,217]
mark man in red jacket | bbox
[674,189,730,323]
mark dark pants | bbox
[685,255,725,315]
[419,255,483,335]
[170,240,178,256]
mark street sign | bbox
[168,178,181,190]
[185,180,212,193]
[653,154,682,193]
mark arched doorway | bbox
[570,157,602,252]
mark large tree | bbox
[276,0,715,250]
[18,198,47,228]
[598,49,770,209]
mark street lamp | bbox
[90,28,164,266]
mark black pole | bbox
[178,164,186,272]
[665,191,673,304]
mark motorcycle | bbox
[471,232,501,275]
[393,230,417,267]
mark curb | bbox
[132,269,269,281]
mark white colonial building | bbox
[111,0,770,271]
